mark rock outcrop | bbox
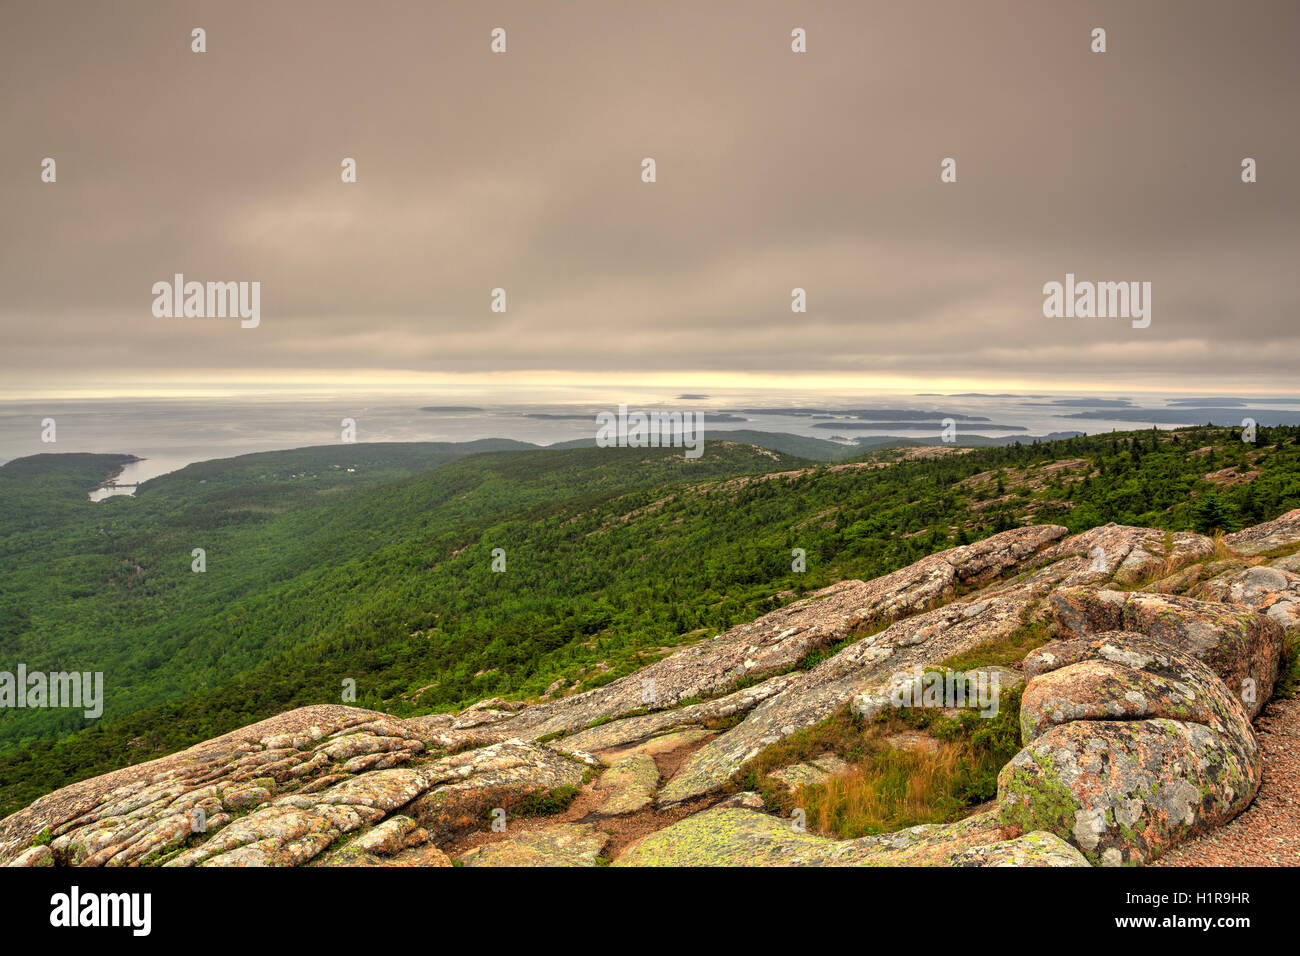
[1223,507,1300,556]
[1049,588,1284,716]
[1195,565,1300,631]
[658,583,1042,804]
[2,515,1292,868]
[458,823,608,867]
[615,804,1088,867]
[999,631,1260,865]
[483,525,1070,744]
[591,753,658,815]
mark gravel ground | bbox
[1153,696,1300,866]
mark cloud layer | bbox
[3,1,1297,392]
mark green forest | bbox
[2,425,1299,817]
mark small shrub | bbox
[515,785,580,817]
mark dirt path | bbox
[1153,697,1300,867]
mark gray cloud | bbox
[2,0,1297,391]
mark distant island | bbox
[1065,408,1300,426]
[525,411,748,423]
[814,422,1027,431]
[722,408,995,421]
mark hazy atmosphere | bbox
[3,0,1298,396]
[4,1,1300,898]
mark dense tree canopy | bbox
[1,426,1298,816]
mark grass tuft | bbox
[733,689,1023,839]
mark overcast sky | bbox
[2,1,1297,397]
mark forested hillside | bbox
[0,440,804,746]
[1,426,1298,816]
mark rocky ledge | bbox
[3,509,1297,868]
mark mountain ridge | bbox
[3,506,1298,867]
[3,426,1299,844]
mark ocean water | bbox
[2,388,1297,497]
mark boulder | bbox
[999,718,1257,867]
[947,830,1091,867]
[1020,632,1255,749]
[1031,524,1214,587]
[1050,588,1283,715]
[1122,594,1283,712]
[1000,632,1262,866]
[1049,587,1128,637]
[1195,565,1300,631]
[1271,552,1300,574]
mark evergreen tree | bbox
[1192,488,1227,534]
